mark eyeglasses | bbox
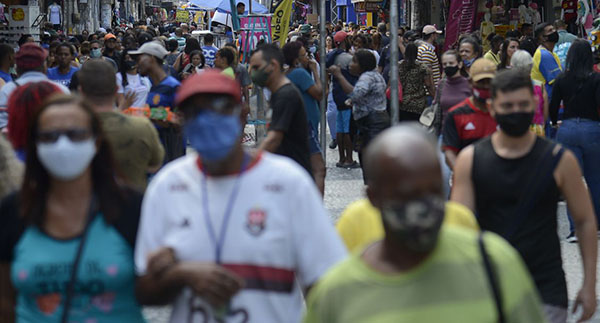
[37,128,92,143]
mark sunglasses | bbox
[37,128,92,143]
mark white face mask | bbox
[37,135,96,181]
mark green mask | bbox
[251,65,271,87]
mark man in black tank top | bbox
[451,69,598,323]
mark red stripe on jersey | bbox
[223,264,295,293]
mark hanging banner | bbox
[444,0,477,50]
[240,16,272,53]
[270,0,293,47]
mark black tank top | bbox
[472,136,567,307]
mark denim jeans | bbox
[556,118,600,233]
[326,90,337,140]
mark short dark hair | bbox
[521,23,533,31]
[17,34,33,47]
[491,69,533,99]
[204,33,214,43]
[79,60,118,99]
[282,41,303,66]
[56,42,75,55]
[252,43,284,69]
[0,44,13,62]
[354,49,376,72]
[534,22,551,41]
[217,47,235,66]
[459,36,482,58]
[166,38,178,52]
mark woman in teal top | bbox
[0,95,146,322]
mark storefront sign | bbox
[354,1,382,12]
[11,8,24,21]
[270,0,293,47]
[444,0,477,50]
[176,10,189,23]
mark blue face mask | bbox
[464,57,476,67]
[184,109,242,162]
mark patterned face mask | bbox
[381,195,445,253]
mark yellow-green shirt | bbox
[336,199,479,253]
[222,66,236,79]
[304,226,546,323]
[483,50,501,65]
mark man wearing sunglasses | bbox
[134,70,346,323]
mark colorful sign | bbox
[11,8,24,21]
[240,16,272,54]
[270,0,293,47]
[176,10,190,23]
[444,0,478,50]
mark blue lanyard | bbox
[201,153,250,264]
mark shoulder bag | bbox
[419,78,444,132]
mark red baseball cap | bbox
[333,31,348,43]
[16,43,47,69]
[175,69,242,107]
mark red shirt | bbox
[442,98,497,153]
[562,0,577,23]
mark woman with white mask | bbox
[0,95,147,322]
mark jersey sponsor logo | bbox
[465,122,476,131]
[246,208,267,236]
[188,296,249,323]
[152,94,161,106]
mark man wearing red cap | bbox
[134,70,346,323]
[326,31,359,169]
[0,43,69,129]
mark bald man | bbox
[304,125,546,323]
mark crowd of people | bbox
[0,13,597,323]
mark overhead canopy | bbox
[188,0,269,13]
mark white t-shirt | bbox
[116,73,151,108]
[135,152,347,323]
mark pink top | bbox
[533,84,544,125]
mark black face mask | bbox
[444,65,459,77]
[124,60,137,71]
[545,31,559,43]
[495,112,534,137]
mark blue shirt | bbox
[0,70,12,83]
[11,215,146,323]
[287,68,320,132]
[47,66,78,87]
[202,45,219,68]
[146,76,180,109]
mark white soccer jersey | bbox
[135,152,347,323]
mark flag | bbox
[270,0,293,47]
